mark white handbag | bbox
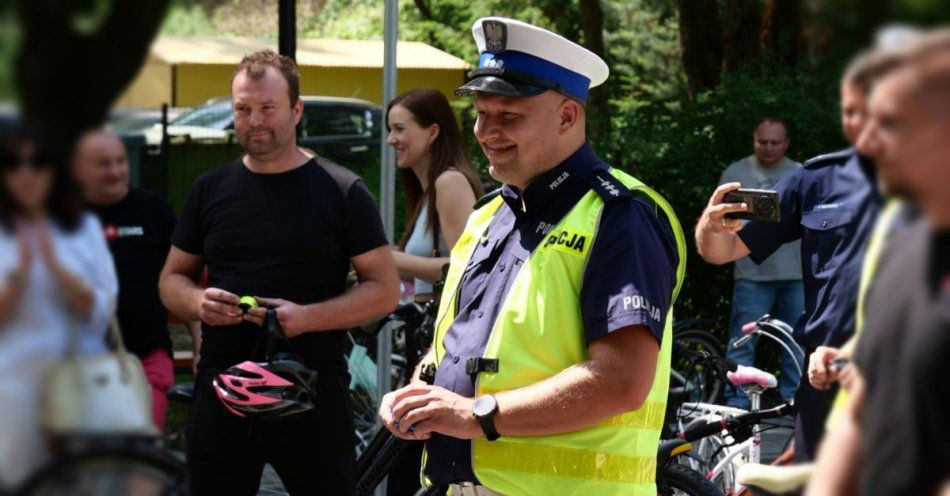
[42,318,157,437]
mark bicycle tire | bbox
[671,329,726,404]
[681,426,735,494]
[657,463,724,496]
[19,446,186,496]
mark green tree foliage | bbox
[0,7,19,102]
[600,66,841,331]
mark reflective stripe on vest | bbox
[431,168,687,496]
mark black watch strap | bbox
[474,395,501,441]
[477,413,500,441]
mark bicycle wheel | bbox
[657,463,724,496]
[19,447,186,496]
[671,330,726,405]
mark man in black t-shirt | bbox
[807,31,950,496]
[72,129,200,432]
[159,50,399,495]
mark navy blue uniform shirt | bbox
[738,148,882,351]
[424,143,678,484]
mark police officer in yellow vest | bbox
[378,17,686,496]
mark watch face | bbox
[473,395,497,417]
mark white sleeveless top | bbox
[404,205,448,295]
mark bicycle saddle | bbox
[727,365,777,389]
[736,462,814,493]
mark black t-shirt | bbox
[92,187,176,356]
[172,157,388,373]
[854,219,950,496]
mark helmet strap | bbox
[265,308,305,363]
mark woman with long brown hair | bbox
[387,87,483,301]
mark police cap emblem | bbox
[483,20,507,53]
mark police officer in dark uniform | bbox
[694,49,904,461]
[379,17,684,496]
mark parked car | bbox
[108,107,186,133]
[134,96,381,168]
[0,103,16,133]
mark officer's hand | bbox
[379,385,427,440]
[245,297,310,337]
[808,346,841,390]
[389,385,480,441]
[701,182,748,233]
[197,288,243,326]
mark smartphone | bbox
[828,357,850,372]
[723,188,781,222]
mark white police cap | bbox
[456,17,609,104]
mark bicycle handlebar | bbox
[734,315,805,375]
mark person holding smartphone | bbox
[718,117,804,409]
[695,49,904,461]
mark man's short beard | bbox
[239,128,281,158]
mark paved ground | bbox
[760,414,796,463]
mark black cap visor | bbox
[455,75,547,98]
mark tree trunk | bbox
[767,0,805,68]
[675,0,724,96]
[413,0,434,21]
[856,0,891,46]
[578,0,609,138]
[15,0,170,149]
[722,0,762,72]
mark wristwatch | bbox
[472,395,501,441]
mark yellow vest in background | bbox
[826,198,904,428]
[431,168,687,495]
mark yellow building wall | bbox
[114,56,173,108]
[174,65,235,107]
[118,63,466,108]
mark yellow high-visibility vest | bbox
[430,168,686,495]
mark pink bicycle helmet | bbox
[213,357,318,420]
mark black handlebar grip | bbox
[681,418,729,442]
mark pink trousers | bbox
[140,347,174,432]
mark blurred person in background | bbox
[388,87,483,302]
[0,127,117,488]
[719,117,803,409]
[72,129,200,432]
[808,29,950,496]
[695,48,905,461]
[384,88,483,495]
